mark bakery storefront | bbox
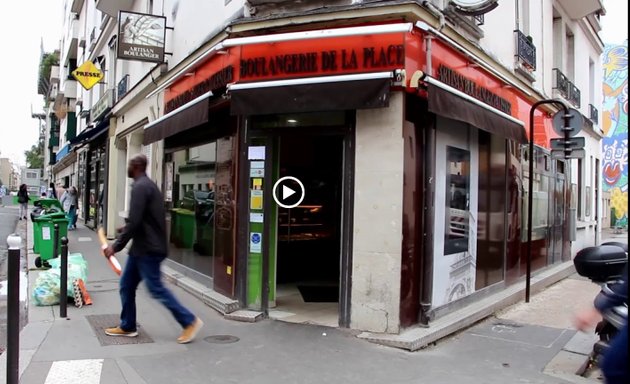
[74,90,113,230]
[150,22,566,333]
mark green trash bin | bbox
[170,209,182,246]
[33,213,69,268]
[32,210,66,254]
[171,208,196,249]
[33,198,64,211]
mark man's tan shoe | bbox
[177,317,203,344]
[104,326,138,337]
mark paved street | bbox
[0,204,21,354]
[1,220,623,383]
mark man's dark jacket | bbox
[113,174,168,256]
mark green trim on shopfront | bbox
[246,137,278,308]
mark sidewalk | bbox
[1,219,618,383]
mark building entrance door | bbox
[245,111,354,327]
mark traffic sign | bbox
[552,148,586,159]
[552,108,583,137]
[550,137,585,150]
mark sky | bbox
[0,0,63,167]
[599,0,629,45]
[0,0,627,168]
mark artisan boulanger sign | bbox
[240,45,405,79]
[437,64,512,114]
[118,11,166,63]
[165,66,234,113]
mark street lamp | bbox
[525,99,570,303]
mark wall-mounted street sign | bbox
[552,108,583,137]
[550,137,585,150]
[118,10,166,63]
[552,148,586,159]
[72,61,104,90]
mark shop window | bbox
[167,141,217,277]
[444,146,470,255]
[476,132,507,290]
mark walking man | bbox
[103,154,203,343]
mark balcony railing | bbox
[552,68,580,107]
[553,68,570,98]
[589,104,598,122]
[515,30,536,71]
[569,83,581,108]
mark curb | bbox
[162,266,240,315]
[543,331,600,384]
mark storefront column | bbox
[106,136,125,238]
[123,132,143,212]
[351,92,404,333]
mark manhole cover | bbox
[204,335,240,344]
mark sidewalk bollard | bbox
[52,223,59,265]
[6,234,22,384]
[60,236,69,318]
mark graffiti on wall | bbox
[602,41,628,227]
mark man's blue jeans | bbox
[601,323,628,384]
[119,253,195,331]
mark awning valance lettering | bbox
[69,120,109,145]
[229,72,393,116]
[143,92,212,145]
[426,78,527,143]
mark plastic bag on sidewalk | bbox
[47,253,89,283]
[32,271,61,306]
[31,255,89,306]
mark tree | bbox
[25,135,44,169]
[38,50,60,105]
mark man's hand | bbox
[103,245,116,258]
[573,307,602,331]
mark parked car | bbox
[179,190,214,223]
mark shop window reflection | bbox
[445,146,470,255]
[476,132,507,289]
[166,142,217,278]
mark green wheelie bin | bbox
[171,208,195,249]
[33,212,69,268]
[33,198,64,211]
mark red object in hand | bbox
[98,228,122,276]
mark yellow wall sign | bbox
[72,61,104,90]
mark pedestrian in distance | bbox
[48,182,58,200]
[0,184,6,207]
[103,153,203,344]
[61,186,79,230]
[17,184,29,220]
[574,265,628,384]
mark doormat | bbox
[85,314,154,346]
[297,283,339,302]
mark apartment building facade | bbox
[0,158,19,191]
[43,0,605,334]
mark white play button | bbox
[273,176,306,209]
[283,185,296,200]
